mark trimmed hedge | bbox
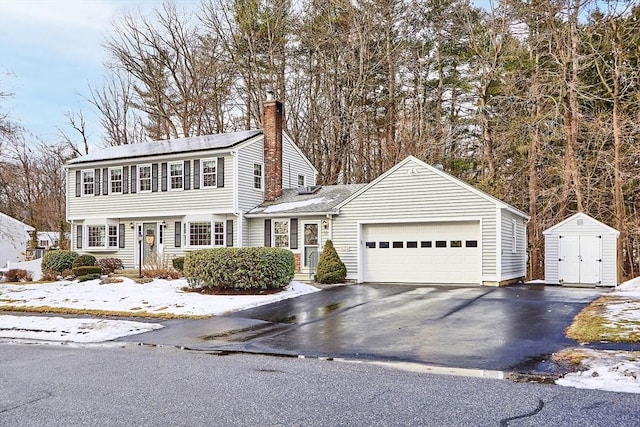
[41,250,79,273]
[72,254,97,268]
[77,273,101,282]
[72,266,103,277]
[184,247,294,290]
[315,240,347,284]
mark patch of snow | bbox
[262,197,327,213]
[615,276,640,295]
[556,350,640,394]
[0,315,162,343]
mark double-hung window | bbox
[298,174,305,187]
[87,225,106,247]
[82,170,95,196]
[254,163,263,190]
[202,159,217,188]
[139,165,152,192]
[274,220,289,248]
[170,162,183,190]
[110,167,123,194]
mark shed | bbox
[543,213,619,286]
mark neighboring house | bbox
[65,96,529,286]
[37,231,71,250]
[543,212,619,286]
[0,212,35,268]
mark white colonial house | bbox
[0,212,35,268]
[65,97,529,286]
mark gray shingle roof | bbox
[247,184,367,216]
[66,130,263,165]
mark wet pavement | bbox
[124,283,606,372]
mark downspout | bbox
[495,207,502,285]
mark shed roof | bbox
[543,212,619,236]
[65,130,262,166]
[247,184,367,217]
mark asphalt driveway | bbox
[129,283,604,372]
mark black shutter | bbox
[226,219,233,247]
[76,225,83,249]
[152,164,159,192]
[193,160,200,189]
[290,218,298,249]
[184,160,191,190]
[130,165,137,194]
[103,168,109,195]
[161,163,168,192]
[123,166,129,194]
[95,168,101,195]
[264,219,271,247]
[119,224,125,248]
[217,157,224,188]
[174,222,181,247]
[75,170,81,197]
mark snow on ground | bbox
[555,276,640,394]
[0,315,162,343]
[0,258,43,281]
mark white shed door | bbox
[362,222,481,284]
[559,235,601,284]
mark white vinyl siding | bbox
[333,159,498,283]
[282,134,316,190]
[500,209,527,280]
[237,139,265,212]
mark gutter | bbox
[245,210,339,219]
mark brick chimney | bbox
[263,91,283,202]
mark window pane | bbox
[435,241,447,248]
[407,241,418,248]
[465,240,478,248]
[110,168,122,193]
[379,241,389,248]
[213,222,224,246]
[88,225,105,247]
[304,224,318,246]
[202,160,216,187]
[421,241,432,248]
[83,171,94,195]
[170,163,183,189]
[393,241,403,248]
[254,164,262,189]
[366,242,376,248]
[189,222,211,246]
[450,240,462,248]
[298,175,305,186]
[108,225,118,247]
[139,166,151,191]
[274,221,289,248]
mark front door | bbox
[142,223,157,265]
[303,222,320,272]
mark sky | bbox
[0,0,492,149]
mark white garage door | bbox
[362,221,481,284]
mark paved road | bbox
[1,343,639,426]
[130,284,604,372]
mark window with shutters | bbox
[169,162,183,190]
[87,226,106,247]
[108,225,118,247]
[139,165,152,192]
[188,221,225,247]
[213,222,224,246]
[82,170,95,196]
[274,220,289,248]
[202,158,217,188]
[110,167,123,194]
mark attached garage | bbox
[361,221,481,284]
[543,213,619,286]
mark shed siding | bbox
[500,209,527,280]
[544,237,560,284]
[67,153,234,220]
[282,135,316,189]
[334,160,498,281]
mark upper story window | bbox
[202,158,217,188]
[254,163,263,190]
[110,167,123,194]
[298,174,305,187]
[139,165,152,192]
[82,170,95,196]
[274,220,289,248]
[170,162,183,190]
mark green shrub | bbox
[315,240,347,284]
[184,247,294,290]
[172,257,185,271]
[72,266,103,277]
[77,273,101,282]
[96,258,124,275]
[41,250,79,273]
[72,254,97,268]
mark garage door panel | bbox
[363,222,480,284]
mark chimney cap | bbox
[265,90,275,102]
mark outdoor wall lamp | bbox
[161,220,166,227]
[129,222,134,230]
[137,232,143,278]
[322,220,329,230]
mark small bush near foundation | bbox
[315,240,346,284]
[42,250,79,273]
[77,273,101,282]
[61,269,75,280]
[100,277,124,285]
[184,247,294,290]
[172,257,185,271]
[72,266,103,277]
[4,269,31,282]
[72,254,97,268]
[143,268,181,280]
[41,269,59,282]
[96,258,124,275]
